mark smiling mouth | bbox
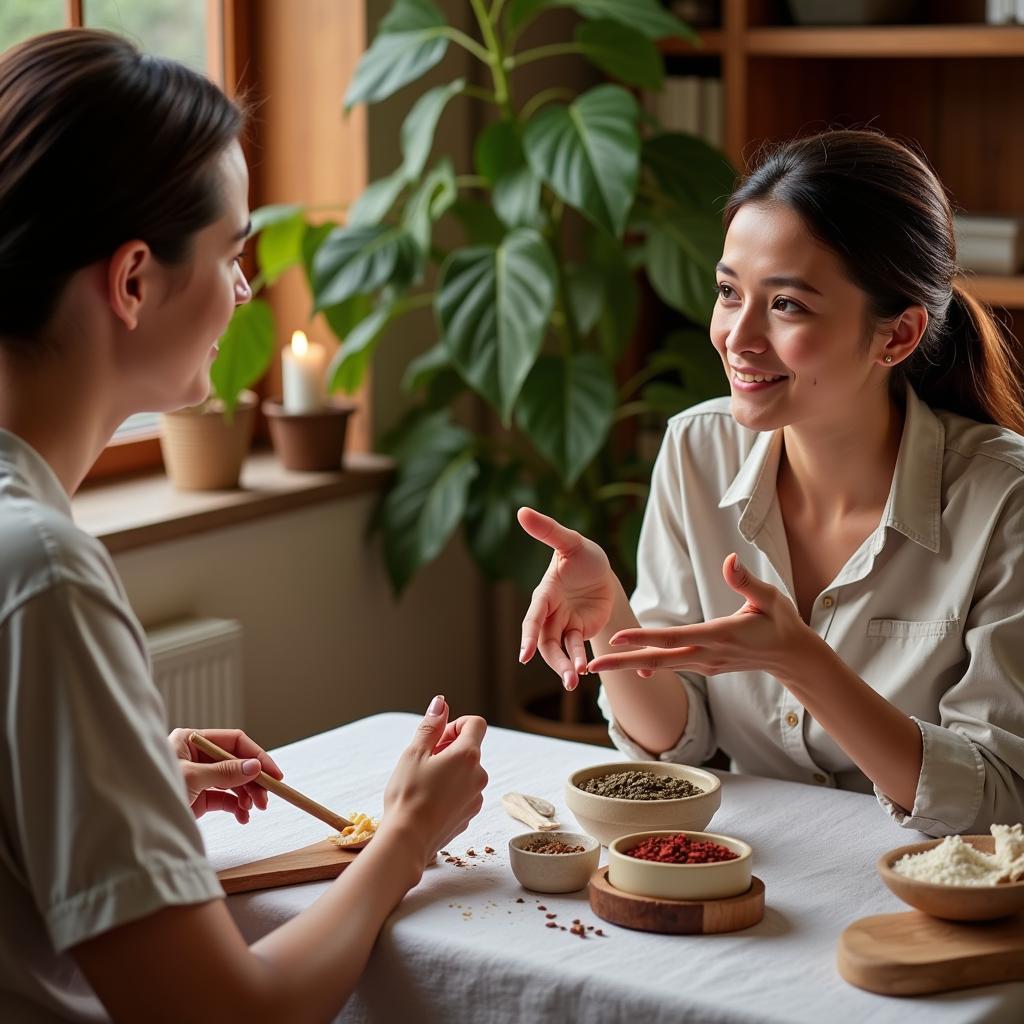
[733,370,786,384]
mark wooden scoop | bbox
[189,732,354,834]
[502,792,561,831]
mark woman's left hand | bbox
[587,554,811,681]
[168,727,284,823]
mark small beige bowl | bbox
[565,761,721,847]
[508,831,601,894]
[878,835,1024,921]
[608,830,752,901]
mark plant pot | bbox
[159,390,257,491]
[262,396,357,472]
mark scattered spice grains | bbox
[579,770,704,800]
[626,834,738,864]
[523,838,586,855]
[484,846,495,854]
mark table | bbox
[198,713,1023,1023]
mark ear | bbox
[107,240,152,331]
[876,304,927,368]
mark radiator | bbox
[146,617,244,729]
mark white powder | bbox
[892,823,1024,886]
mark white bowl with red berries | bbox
[607,830,752,901]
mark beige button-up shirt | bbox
[599,385,1024,836]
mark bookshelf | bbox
[659,0,1024,321]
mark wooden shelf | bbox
[961,274,1024,309]
[745,25,1024,58]
[660,30,724,56]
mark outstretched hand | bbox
[587,554,809,680]
[517,507,616,691]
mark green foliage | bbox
[228,0,734,594]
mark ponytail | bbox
[903,283,1024,435]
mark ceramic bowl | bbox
[565,761,721,847]
[508,831,601,894]
[607,830,752,901]
[877,835,1024,921]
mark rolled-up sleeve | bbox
[598,419,718,766]
[876,487,1024,835]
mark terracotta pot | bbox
[159,390,257,490]
[262,396,356,472]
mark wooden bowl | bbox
[878,836,1024,921]
[565,761,721,847]
[608,830,752,901]
[508,831,600,893]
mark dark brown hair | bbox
[724,129,1024,434]
[0,29,243,346]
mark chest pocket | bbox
[866,617,959,639]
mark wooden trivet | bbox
[217,839,359,894]
[588,866,765,934]
[837,909,1024,996]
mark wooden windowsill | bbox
[73,449,394,554]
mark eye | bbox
[232,251,246,266]
[771,296,804,313]
[715,282,736,300]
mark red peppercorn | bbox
[625,834,739,865]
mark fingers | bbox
[519,586,553,665]
[722,552,775,611]
[187,728,284,780]
[538,628,577,691]
[608,625,714,649]
[203,789,250,824]
[563,628,588,677]
[446,714,487,752]
[588,645,700,674]
[517,507,581,555]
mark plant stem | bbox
[506,43,585,70]
[520,87,574,122]
[614,400,654,422]
[595,482,650,501]
[549,203,581,357]
[396,291,436,315]
[441,26,493,66]
[489,0,507,24]
[469,0,514,120]
[248,271,266,296]
[455,174,491,190]
[461,84,499,104]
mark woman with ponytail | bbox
[519,129,1024,838]
[0,30,487,1022]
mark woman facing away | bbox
[520,129,1024,839]
[0,30,487,1023]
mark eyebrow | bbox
[715,262,822,296]
[232,218,252,242]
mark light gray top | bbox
[0,430,222,1023]
[600,385,1024,836]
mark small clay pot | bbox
[159,390,257,491]
[262,397,356,472]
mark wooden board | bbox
[588,866,765,934]
[217,839,359,895]
[837,910,1024,997]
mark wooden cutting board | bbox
[588,866,765,934]
[217,839,359,894]
[837,909,1024,996]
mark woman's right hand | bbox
[380,696,488,866]
[517,507,616,691]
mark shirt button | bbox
[822,595,834,608]
[785,712,799,728]
[813,773,827,784]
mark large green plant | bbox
[242,0,734,592]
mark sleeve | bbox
[874,486,1024,836]
[1,578,223,953]
[598,419,718,766]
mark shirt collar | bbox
[0,428,72,517]
[718,383,943,553]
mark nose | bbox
[723,303,769,359]
[234,264,252,306]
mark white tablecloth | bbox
[198,713,1023,1023]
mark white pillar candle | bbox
[281,330,327,413]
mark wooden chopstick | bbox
[188,732,353,832]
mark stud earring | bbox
[883,354,894,364]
